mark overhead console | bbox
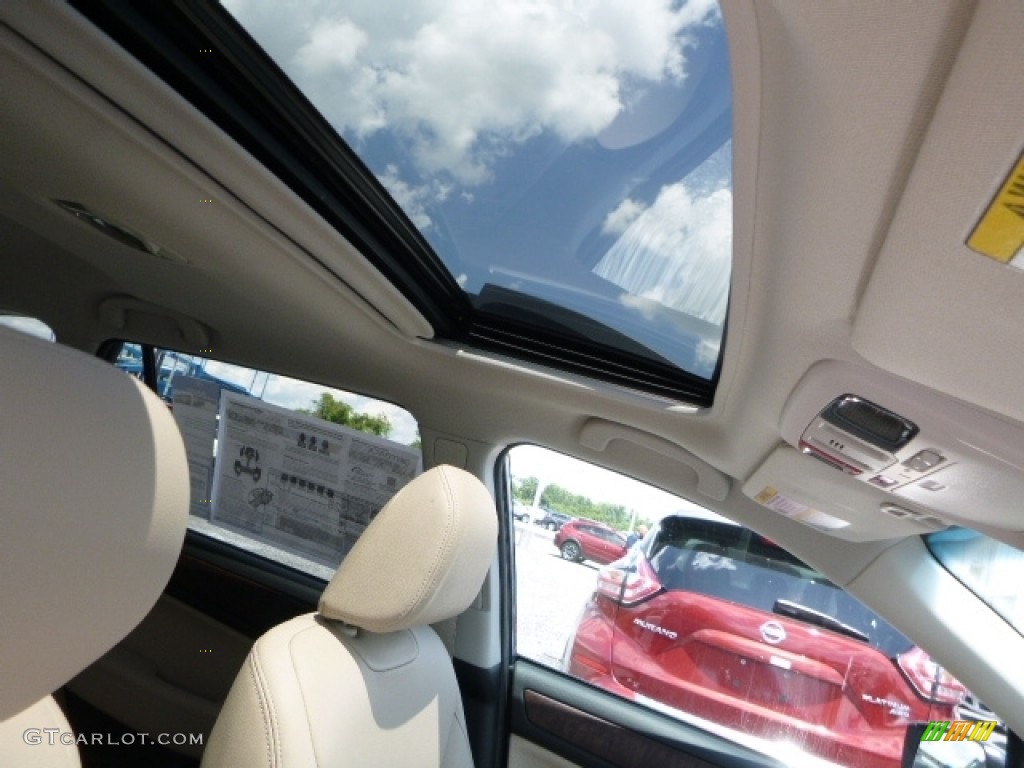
[794,397,937,493]
[745,360,1024,540]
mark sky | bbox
[223,0,734,378]
[508,443,727,525]
[224,0,722,190]
[202,359,421,445]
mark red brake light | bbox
[596,555,662,606]
[896,647,967,705]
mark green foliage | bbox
[513,475,634,528]
[512,476,538,505]
[301,393,391,437]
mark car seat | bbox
[0,327,189,765]
[200,464,497,768]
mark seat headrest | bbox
[319,465,497,634]
[0,328,188,720]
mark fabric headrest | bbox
[319,465,497,634]
[0,328,188,719]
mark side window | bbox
[116,343,421,579]
[508,445,1004,768]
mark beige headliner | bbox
[2,0,1023,728]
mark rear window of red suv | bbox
[643,516,913,657]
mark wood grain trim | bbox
[523,690,716,768]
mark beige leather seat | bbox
[201,465,498,768]
[0,327,189,765]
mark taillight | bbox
[896,646,967,705]
[596,555,662,606]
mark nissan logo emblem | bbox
[760,621,786,645]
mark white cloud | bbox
[224,0,720,186]
[595,175,732,325]
[601,197,646,235]
[379,164,433,229]
[294,18,367,74]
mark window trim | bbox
[107,340,423,580]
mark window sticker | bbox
[210,391,421,567]
[171,376,220,519]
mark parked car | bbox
[512,501,528,522]
[554,520,627,564]
[564,515,968,768]
[3,1,1023,767]
[512,502,542,523]
[535,508,572,531]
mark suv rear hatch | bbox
[596,517,964,766]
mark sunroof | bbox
[223,0,732,389]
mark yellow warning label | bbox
[967,153,1024,264]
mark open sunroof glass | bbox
[223,0,733,387]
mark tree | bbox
[511,476,539,505]
[301,393,391,437]
[511,476,631,528]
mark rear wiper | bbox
[773,599,870,643]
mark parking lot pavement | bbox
[513,523,601,668]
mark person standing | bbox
[626,523,648,549]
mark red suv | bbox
[554,520,627,565]
[564,516,966,768]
